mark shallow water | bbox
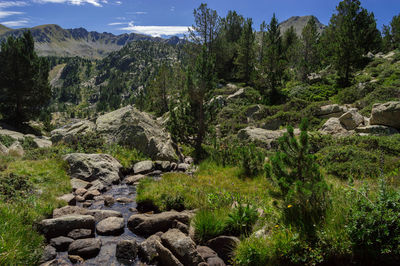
[55,183,146,265]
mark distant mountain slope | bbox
[0,24,184,59]
[279,15,326,36]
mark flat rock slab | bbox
[68,228,93,240]
[96,217,125,236]
[87,209,123,223]
[39,215,95,239]
[128,211,190,237]
[52,206,88,218]
[68,238,102,259]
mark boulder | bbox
[52,206,88,218]
[319,117,352,136]
[138,234,182,265]
[57,194,76,206]
[51,120,95,143]
[68,238,101,259]
[90,179,106,192]
[339,109,364,130]
[177,163,190,172]
[238,127,300,149]
[355,125,399,135]
[8,141,24,157]
[155,161,171,171]
[39,215,95,239]
[30,136,52,148]
[68,255,84,264]
[161,229,205,265]
[206,236,240,264]
[317,104,348,118]
[63,153,122,185]
[67,228,93,240]
[133,160,154,174]
[116,239,138,262]
[96,217,125,236]
[70,178,91,191]
[128,211,190,237]
[40,259,70,266]
[172,219,189,235]
[116,197,134,203]
[39,245,57,264]
[207,256,226,266]
[96,106,179,161]
[104,195,115,207]
[124,174,146,185]
[83,189,100,200]
[370,101,400,129]
[50,236,74,252]
[86,209,122,223]
[0,128,25,141]
[74,188,87,197]
[197,246,218,260]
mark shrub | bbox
[0,135,15,147]
[266,119,329,239]
[161,193,185,211]
[225,203,259,237]
[239,144,265,177]
[348,179,400,263]
[234,236,269,266]
[0,173,33,201]
[21,137,38,150]
[193,208,227,244]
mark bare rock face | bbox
[370,101,400,129]
[161,229,205,265]
[96,106,180,161]
[68,238,101,259]
[50,120,95,143]
[128,211,190,237]
[39,215,95,239]
[63,153,122,186]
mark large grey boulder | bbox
[96,217,125,236]
[355,125,399,135]
[161,229,205,265]
[68,238,101,259]
[128,211,190,237]
[39,215,95,239]
[63,153,122,185]
[133,160,154,174]
[39,245,57,264]
[95,106,179,161]
[238,127,300,149]
[51,120,95,143]
[70,178,91,191]
[319,117,352,136]
[339,109,364,130]
[138,234,183,266]
[317,104,348,118]
[370,101,400,129]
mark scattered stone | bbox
[129,207,137,212]
[184,157,194,165]
[96,217,125,236]
[104,195,115,207]
[68,255,84,264]
[63,153,122,185]
[370,101,400,129]
[161,229,205,265]
[67,229,93,240]
[133,161,154,175]
[52,206,88,218]
[116,197,134,203]
[206,236,240,264]
[177,163,190,172]
[86,209,122,223]
[83,189,100,200]
[95,105,180,161]
[128,211,190,237]
[8,141,24,157]
[40,245,57,263]
[57,194,76,206]
[154,161,171,171]
[70,178,90,191]
[125,174,146,185]
[50,236,74,251]
[75,196,85,202]
[39,215,95,239]
[339,109,364,130]
[82,201,92,208]
[68,238,101,259]
[355,125,399,135]
[74,188,87,197]
[116,239,138,262]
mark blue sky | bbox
[0,0,399,37]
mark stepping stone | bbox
[68,228,93,240]
[96,217,125,236]
[50,236,74,251]
[68,238,101,259]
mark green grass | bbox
[0,154,70,265]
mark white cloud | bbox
[119,22,190,37]
[1,19,29,26]
[0,10,24,19]
[126,11,147,15]
[170,6,175,12]
[115,1,121,5]
[108,22,125,26]
[0,1,29,8]
[33,0,107,7]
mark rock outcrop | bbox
[317,104,348,119]
[96,106,179,161]
[339,109,364,130]
[319,117,352,136]
[370,101,400,129]
[238,127,300,149]
[50,120,95,143]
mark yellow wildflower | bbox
[287,204,293,208]
[275,225,279,228]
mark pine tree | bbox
[0,31,51,125]
[266,119,329,239]
[148,64,171,116]
[234,18,255,84]
[325,0,381,86]
[282,26,300,70]
[382,14,400,52]
[299,17,320,82]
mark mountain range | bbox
[279,15,326,36]
[0,24,184,59]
